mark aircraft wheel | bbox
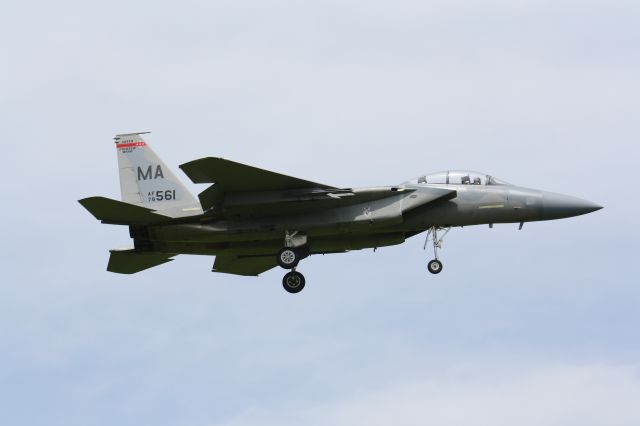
[427,259,443,274]
[283,271,305,293]
[277,247,300,269]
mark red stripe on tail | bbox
[116,142,146,148]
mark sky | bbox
[1,0,639,424]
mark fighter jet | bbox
[79,132,602,293]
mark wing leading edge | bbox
[179,157,336,191]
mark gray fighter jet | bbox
[79,132,602,293]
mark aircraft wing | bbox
[179,157,341,212]
[212,255,278,276]
[179,157,455,218]
[179,157,336,191]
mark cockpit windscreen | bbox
[408,170,509,186]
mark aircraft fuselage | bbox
[135,183,600,257]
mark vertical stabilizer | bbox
[114,132,202,216]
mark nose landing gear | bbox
[424,226,450,275]
[427,259,443,274]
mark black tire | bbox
[427,259,443,274]
[282,271,306,293]
[277,247,299,269]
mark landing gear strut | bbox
[424,226,450,275]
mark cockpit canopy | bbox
[405,170,510,186]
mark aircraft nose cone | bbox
[541,191,603,220]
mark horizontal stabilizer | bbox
[78,196,171,224]
[107,249,176,274]
[212,255,278,276]
[179,157,336,191]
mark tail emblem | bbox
[137,165,165,181]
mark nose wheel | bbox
[424,226,450,275]
[427,259,443,274]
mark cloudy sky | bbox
[1,0,639,425]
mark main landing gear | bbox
[278,231,308,293]
[277,247,300,269]
[282,270,305,293]
[424,226,450,275]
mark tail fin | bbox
[115,132,202,216]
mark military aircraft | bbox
[79,132,602,293]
